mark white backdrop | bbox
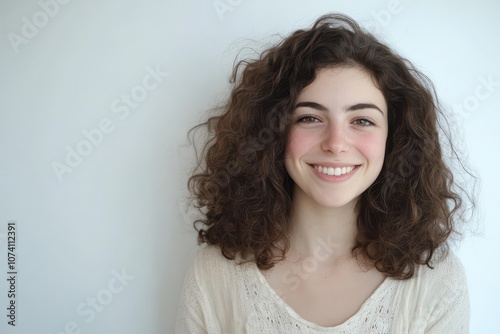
[0,0,498,333]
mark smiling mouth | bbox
[313,165,357,176]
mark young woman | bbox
[176,13,474,333]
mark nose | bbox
[321,122,349,154]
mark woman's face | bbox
[285,66,388,209]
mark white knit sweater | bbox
[175,245,469,334]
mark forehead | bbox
[296,66,387,112]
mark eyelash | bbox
[297,115,320,123]
[352,118,375,127]
[296,115,375,126]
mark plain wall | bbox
[0,0,498,333]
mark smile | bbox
[313,165,356,176]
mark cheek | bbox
[284,129,314,179]
[285,129,309,158]
[357,133,387,164]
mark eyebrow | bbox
[294,101,384,115]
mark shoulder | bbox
[193,244,225,266]
[190,244,250,283]
[193,244,237,268]
[418,250,468,290]
[391,250,470,332]
[189,245,254,318]
[399,250,468,297]
[176,245,250,333]
[394,250,469,314]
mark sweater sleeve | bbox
[175,258,209,334]
[423,254,470,334]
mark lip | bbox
[309,163,360,182]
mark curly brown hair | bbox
[187,13,475,279]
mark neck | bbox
[286,187,358,264]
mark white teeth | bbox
[314,165,355,176]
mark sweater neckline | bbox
[251,261,393,331]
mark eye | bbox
[297,115,320,123]
[352,118,374,127]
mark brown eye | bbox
[353,118,374,126]
[297,115,320,123]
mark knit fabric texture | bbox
[175,245,469,334]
